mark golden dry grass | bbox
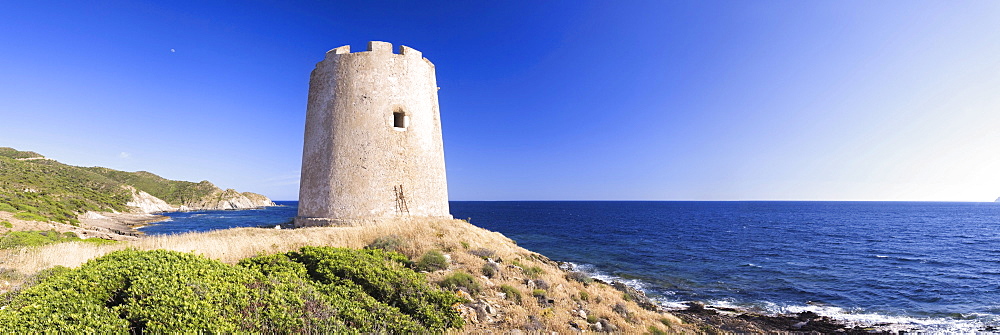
[1,217,695,333]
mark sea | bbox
[139,201,1000,332]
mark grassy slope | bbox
[0,218,695,333]
[0,156,131,224]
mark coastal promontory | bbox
[0,147,274,239]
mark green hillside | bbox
[0,147,231,224]
[83,167,217,206]
[0,155,130,224]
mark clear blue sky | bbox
[2,1,999,201]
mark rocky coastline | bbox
[589,274,875,333]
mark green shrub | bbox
[648,325,669,334]
[0,203,15,213]
[587,314,599,324]
[460,241,470,249]
[0,230,117,249]
[500,285,522,303]
[366,234,405,253]
[415,250,448,272]
[285,246,463,331]
[481,263,499,278]
[1,230,77,249]
[468,248,496,259]
[0,249,258,333]
[0,220,11,228]
[439,272,481,296]
[566,271,593,284]
[532,289,547,297]
[523,266,544,278]
[579,290,590,301]
[13,212,47,222]
[0,247,464,333]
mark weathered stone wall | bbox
[296,41,451,227]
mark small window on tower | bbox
[393,111,407,129]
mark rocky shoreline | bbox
[672,302,876,334]
[584,268,879,333]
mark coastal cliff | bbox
[125,185,274,213]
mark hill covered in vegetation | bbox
[0,147,273,224]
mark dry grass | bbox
[1,217,694,333]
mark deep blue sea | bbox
[138,201,299,235]
[141,201,1000,332]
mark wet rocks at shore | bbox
[673,301,887,334]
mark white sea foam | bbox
[702,299,995,333]
[557,262,996,333]
[777,304,993,333]
[559,262,647,292]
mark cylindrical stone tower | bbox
[295,41,451,227]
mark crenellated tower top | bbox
[322,41,432,66]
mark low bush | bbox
[365,234,405,253]
[566,271,593,284]
[523,266,544,278]
[0,230,115,249]
[648,325,669,334]
[468,248,496,259]
[532,289,547,297]
[0,220,11,228]
[0,247,465,333]
[13,212,47,222]
[500,285,522,303]
[0,203,15,213]
[481,262,499,278]
[439,272,481,296]
[415,250,448,272]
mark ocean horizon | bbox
[141,200,1000,332]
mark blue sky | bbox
[2,1,999,201]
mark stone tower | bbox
[295,41,451,227]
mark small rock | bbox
[599,319,618,332]
[483,302,497,315]
[457,304,478,324]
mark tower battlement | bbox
[296,42,450,227]
[322,41,429,65]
